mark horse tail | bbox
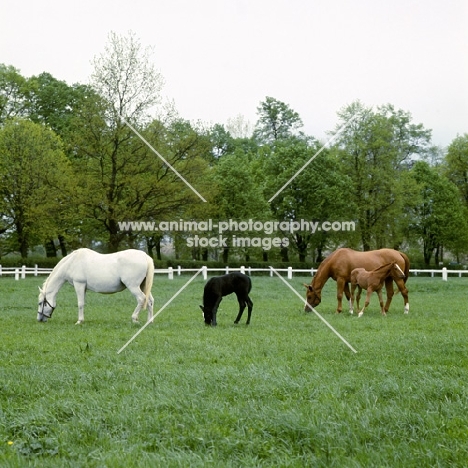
[143,256,154,309]
[399,252,410,282]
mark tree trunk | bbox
[58,235,67,256]
[45,239,57,257]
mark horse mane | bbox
[311,249,338,289]
[42,250,80,291]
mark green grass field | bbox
[1,274,467,467]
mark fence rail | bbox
[0,264,466,281]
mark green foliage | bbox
[1,55,467,264]
[408,161,468,265]
[334,101,432,250]
[254,96,304,144]
[444,133,468,204]
[1,276,467,466]
[0,119,74,257]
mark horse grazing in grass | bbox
[37,248,154,324]
[200,272,253,326]
[303,248,410,315]
[350,262,406,317]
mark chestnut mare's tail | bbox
[393,251,410,295]
[399,251,410,282]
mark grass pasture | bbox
[1,273,468,467]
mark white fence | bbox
[0,264,466,281]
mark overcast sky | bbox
[1,0,467,147]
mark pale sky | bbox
[1,0,467,147]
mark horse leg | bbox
[383,277,394,314]
[358,288,372,318]
[336,278,347,313]
[377,287,386,316]
[234,298,246,324]
[356,286,362,312]
[349,284,356,315]
[146,293,154,323]
[127,286,147,323]
[211,297,223,326]
[73,282,86,325]
[394,278,410,314]
[246,296,253,325]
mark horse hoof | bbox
[358,313,363,318]
[75,321,83,325]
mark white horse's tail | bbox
[143,256,154,309]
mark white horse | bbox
[37,248,154,324]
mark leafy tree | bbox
[90,30,163,124]
[253,97,303,144]
[0,64,30,122]
[408,161,468,265]
[263,138,353,262]
[210,150,270,262]
[334,101,432,250]
[72,31,199,252]
[0,119,73,257]
[444,133,468,204]
[27,72,95,145]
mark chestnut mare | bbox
[350,262,406,318]
[303,248,409,315]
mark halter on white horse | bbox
[37,248,154,324]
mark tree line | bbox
[1,32,468,266]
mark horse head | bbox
[303,283,321,311]
[199,304,213,326]
[37,287,55,322]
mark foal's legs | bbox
[234,294,253,325]
[376,287,386,316]
[358,288,373,318]
[349,283,358,314]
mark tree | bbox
[211,150,270,262]
[90,30,164,124]
[444,134,468,204]
[74,31,195,252]
[0,119,73,257]
[263,138,353,262]
[0,64,30,123]
[408,161,468,265]
[253,97,303,144]
[334,101,432,250]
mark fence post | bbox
[202,266,207,280]
[442,267,447,281]
[168,267,173,280]
[287,266,293,279]
[15,269,19,280]
[0,265,2,277]
[225,266,229,274]
[177,265,181,276]
[34,264,38,276]
[240,265,245,274]
[21,265,26,279]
